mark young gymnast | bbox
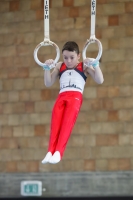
[41,41,104,164]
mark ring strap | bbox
[82,0,102,63]
[44,0,50,41]
[91,0,96,38]
[33,0,60,68]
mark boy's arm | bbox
[44,61,62,87]
[83,58,104,84]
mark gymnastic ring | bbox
[82,37,102,65]
[34,40,60,68]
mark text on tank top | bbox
[59,62,87,93]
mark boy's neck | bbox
[66,62,80,69]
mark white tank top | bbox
[59,62,87,94]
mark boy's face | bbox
[62,50,80,69]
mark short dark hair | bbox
[62,41,79,54]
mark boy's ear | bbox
[78,53,81,59]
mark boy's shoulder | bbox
[55,61,63,70]
[55,62,63,72]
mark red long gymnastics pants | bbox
[48,91,83,158]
